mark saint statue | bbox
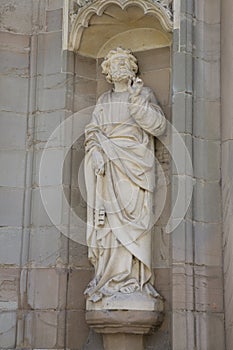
[84,47,166,304]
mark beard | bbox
[111,68,135,82]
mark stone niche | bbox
[64,0,173,349]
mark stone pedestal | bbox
[86,294,164,350]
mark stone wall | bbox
[221,0,233,349]
[0,0,230,349]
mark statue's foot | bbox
[119,279,140,294]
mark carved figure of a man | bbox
[84,47,166,303]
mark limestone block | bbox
[66,310,89,349]
[27,268,66,310]
[153,268,170,310]
[0,268,19,307]
[194,222,222,266]
[46,9,63,32]
[0,311,17,348]
[31,188,53,227]
[0,188,24,226]
[144,314,170,349]
[222,141,233,186]
[152,226,170,269]
[29,227,68,267]
[193,180,221,223]
[34,110,68,150]
[172,92,192,133]
[194,58,220,100]
[70,187,87,223]
[37,31,62,76]
[24,311,63,348]
[195,312,225,350]
[194,266,223,313]
[68,240,91,269]
[47,0,63,10]
[194,21,220,61]
[74,93,96,112]
[103,334,143,350]
[67,268,93,310]
[0,150,26,187]
[171,220,193,264]
[0,48,29,77]
[179,17,193,54]
[97,79,111,99]
[141,68,171,106]
[172,310,195,350]
[193,99,220,140]
[33,148,70,187]
[172,265,194,310]
[75,54,96,80]
[0,31,30,52]
[0,113,27,150]
[71,148,85,187]
[194,0,220,24]
[222,108,233,141]
[37,74,70,112]
[75,76,97,96]
[193,139,220,181]
[0,228,22,266]
[136,47,171,72]
[172,133,193,176]
[0,76,29,113]
[173,52,192,93]
[0,0,34,33]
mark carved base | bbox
[86,309,164,350]
[86,291,164,311]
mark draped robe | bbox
[84,87,166,302]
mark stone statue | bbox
[84,47,166,306]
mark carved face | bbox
[108,54,135,83]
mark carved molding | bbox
[73,0,173,19]
[69,0,173,52]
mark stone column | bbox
[221,0,233,349]
[171,0,224,349]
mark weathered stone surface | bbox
[194,222,222,266]
[27,268,66,310]
[0,150,26,187]
[194,58,220,100]
[37,31,63,76]
[0,188,24,226]
[193,99,220,140]
[67,268,93,310]
[0,76,29,113]
[194,266,224,312]
[75,54,96,79]
[0,268,19,307]
[193,21,220,61]
[0,228,22,266]
[24,311,64,348]
[29,227,68,267]
[193,139,220,181]
[141,68,171,106]
[0,113,27,150]
[0,311,17,348]
[46,9,63,32]
[196,312,225,350]
[194,0,220,24]
[66,310,89,349]
[193,181,221,223]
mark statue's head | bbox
[101,47,138,84]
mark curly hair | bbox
[101,47,138,83]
